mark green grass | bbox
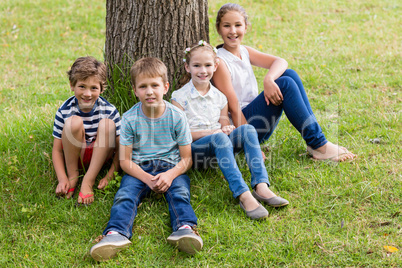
[0,0,401,266]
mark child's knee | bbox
[237,124,259,146]
[64,116,84,132]
[169,176,191,198]
[283,69,298,78]
[277,76,299,95]
[238,124,257,136]
[212,132,231,147]
[98,118,116,135]
[239,124,256,132]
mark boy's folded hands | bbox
[151,172,174,193]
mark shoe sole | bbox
[167,235,203,255]
[255,214,269,220]
[90,241,131,262]
[269,202,289,208]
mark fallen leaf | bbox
[384,246,398,253]
[391,212,400,218]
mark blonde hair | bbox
[183,41,217,64]
[67,56,106,92]
[215,3,250,32]
[181,41,217,85]
[130,57,168,88]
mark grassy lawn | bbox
[0,0,401,267]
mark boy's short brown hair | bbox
[130,57,168,88]
[67,56,107,92]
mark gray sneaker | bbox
[90,233,132,262]
[167,228,203,254]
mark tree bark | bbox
[105,0,209,92]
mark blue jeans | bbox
[103,160,197,239]
[192,124,270,199]
[242,69,327,149]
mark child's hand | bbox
[221,125,235,135]
[55,179,70,196]
[151,172,173,193]
[263,76,283,106]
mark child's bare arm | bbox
[171,99,183,111]
[218,104,230,128]
[152,144,192,193]
[245,46,288,106]
[52,138,69,194]
[213,60,247,127]
[218,104,235,135]
[119,143,156,190]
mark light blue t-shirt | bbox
[120,101,192,165]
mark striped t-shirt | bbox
[120,101,192,165]
[52,96,121,143]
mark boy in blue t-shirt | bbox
[52,56,121,205]
[90,57,202,261]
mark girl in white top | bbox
[172,41,289,220]
[212,3,356,162]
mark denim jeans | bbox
[103,160,197,239]
[242,69,327,149]
[192,124,270,199]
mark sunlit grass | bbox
[0,0,401,266]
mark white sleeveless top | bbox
[217,46,259,109]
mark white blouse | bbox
[171,80,228,132]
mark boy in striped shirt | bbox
[90,57,202,261]
[52,56,121,205]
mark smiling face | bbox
[134,75,169,118]
[185,48,217,90]
[70,76,102,113]
[217,11,247,52]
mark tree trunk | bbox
[105,0,209,93]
